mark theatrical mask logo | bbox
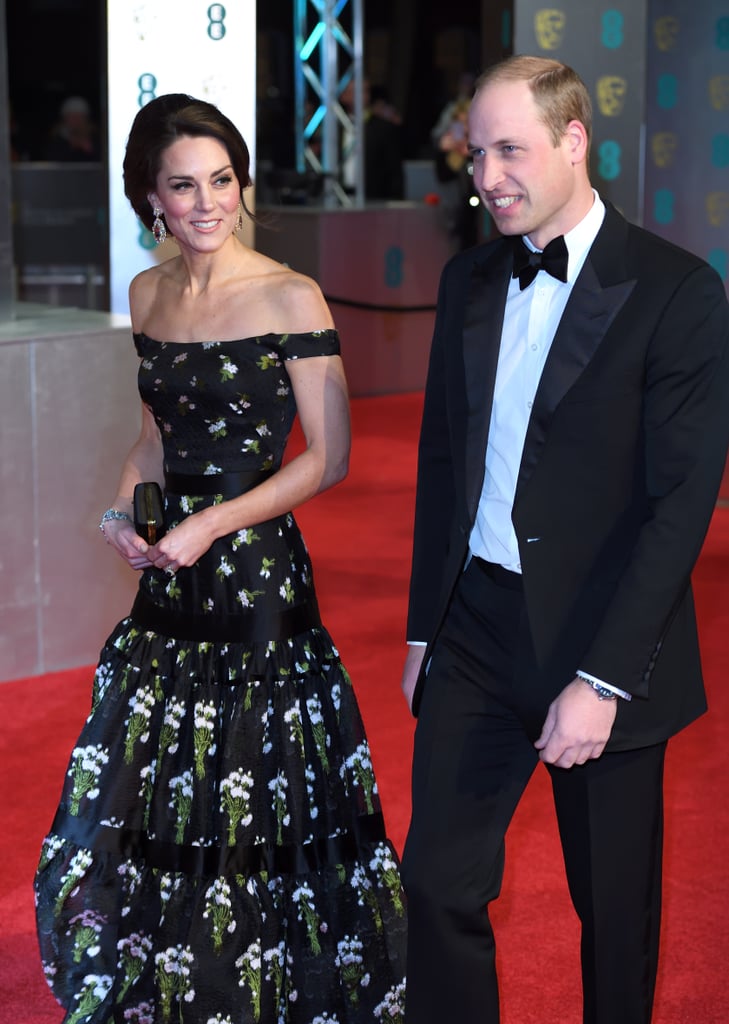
[651,132,678,168]
[706,192,729,227]
[535,9,566,50]
[597,76,628,117]
[132,3,162,43]
[654,16,680,52]
[709,76,729,111]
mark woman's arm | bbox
[149,354,350,573]
[100,401,164,569]
[146,273,351,574]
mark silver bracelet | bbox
[99,508,132,536]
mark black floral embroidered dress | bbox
[34,331,407,1024]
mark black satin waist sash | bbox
[164,468,273,497]
[50,809,388,878]
[130,589,322,643]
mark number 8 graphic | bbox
[138,74,157,108]
[598,141,622,181]
[654,189,675,225]
[384,247,404,288]
[208,4,226,40]
[716,17,729,50]
[601,11,624,50]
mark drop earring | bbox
[235,203,244,233]
[152,207,167,245]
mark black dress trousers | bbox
[402,558,666,1024]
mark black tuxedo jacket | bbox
[407,203,729,750]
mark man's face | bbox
[468,78,588,249]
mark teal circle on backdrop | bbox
[207,4,227,40]
[384,246,404,288]
[501,10,512,49]
[654,189,675,224]
[657,74,678,110]
[139,226,156,251]
[712,134,729,168]
[708,249,727,279]
[601,11,625,50]
[716,17,729,50]
[598,140,622,181]
[138,74,157,108]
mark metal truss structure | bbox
[293,0,364,207]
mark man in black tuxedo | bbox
[400,55,729,1024]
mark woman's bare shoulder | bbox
[128,259,180,329]
[257,261,334,334]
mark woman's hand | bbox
[101,400,166,572]
[145,509,219,574]
[102,517,155,571]
[101,505,217,575]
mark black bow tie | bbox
[512,235,569,290]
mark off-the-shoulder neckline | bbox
[133,329,338,347]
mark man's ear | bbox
[565,119,589,165]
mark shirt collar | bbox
[522,190,606,283]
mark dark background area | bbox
[6,0,106,161]
[5,0,486,167]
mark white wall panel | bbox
[107,1,257,314]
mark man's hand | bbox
[535,677,618,768]
[401,645,427,713]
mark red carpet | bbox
[1,391,728,1023]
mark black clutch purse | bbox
[133,482,166,545]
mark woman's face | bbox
[148,134,240,251]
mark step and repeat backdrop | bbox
[513,0,729,289]
[643,5,729,286]
[107,1,256,314]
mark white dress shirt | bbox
[469,192,606,571]
[467,192,631,701]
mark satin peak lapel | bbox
[517,257,636,493]
[462,244,511,518]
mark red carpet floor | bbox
[1,391,728,1022]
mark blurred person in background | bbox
[431,71,478,249]
[44,95,100,161]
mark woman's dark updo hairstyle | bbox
[123,93,253,232]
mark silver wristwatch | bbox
[580,676,618,701]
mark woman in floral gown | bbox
[34,93,406,1024]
